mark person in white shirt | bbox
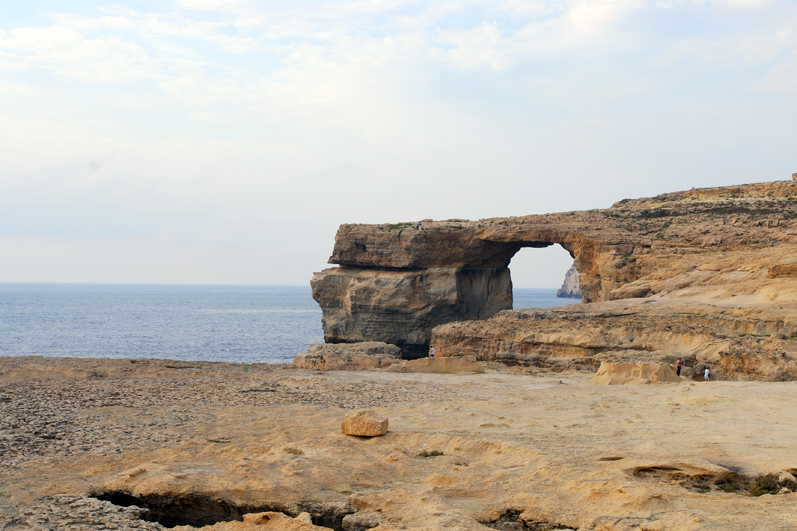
[704,367,711,381]
[429,346,435,358]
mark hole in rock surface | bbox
[92,491,358,530]
[631,465,797,496]
[510,245,581,309]
[483,509,576,530]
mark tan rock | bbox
[293,342,399,371]
[341,410,388,437]
[386,356,484,374]
[591,361,681,385]
[241,511,327,529]
[7,356,797,530]
[311,180,797,376]
[431,298,797,381]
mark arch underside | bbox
[312,235,595,353]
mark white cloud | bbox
[1,0,796,284]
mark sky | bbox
[1,0,796,288]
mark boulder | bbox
[385,356,484,374]
[341,410,388,437]
[293,342,399,371]
[591,362,681,385]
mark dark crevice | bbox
[91,491,360,530]
[483,510,576,530]
[631,466,797,496]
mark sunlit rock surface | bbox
[314,181,797,375]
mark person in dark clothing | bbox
[676,357,682,377]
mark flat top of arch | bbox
[328,180,797,270]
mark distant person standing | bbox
[704,367,711,381]
[417,221,423,230]
[397,347,403,360]
[676,358,682,377]
[429,346,435,358]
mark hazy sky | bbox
[1,0,796,288]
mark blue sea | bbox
[0,284,580,363]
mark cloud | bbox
[1,0,797,284]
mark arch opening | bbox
[508,243,582,309]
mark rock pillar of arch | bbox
[311,220,614,357]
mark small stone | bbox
[341,410,388,437]
[779,471,796,485]
[296,512,313,524]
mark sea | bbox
[0,284,580,364]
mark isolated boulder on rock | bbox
[341,410,389,437]
[591,361,680,385]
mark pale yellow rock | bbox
[591,361,681,385]
[293,342,399,371]
[341,410,389,437]
[385,356,484,374]
[8,356,797,530]
[235,511,328,529]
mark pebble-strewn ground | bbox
[2,356,797,531]
[1,358,464,471]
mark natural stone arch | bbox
[311,220,614,356]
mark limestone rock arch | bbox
[311,217,630,356]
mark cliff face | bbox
[312,180,797,375]
[556,263,582,298]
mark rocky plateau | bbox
[3,356,797,531]
[313,180,797,379]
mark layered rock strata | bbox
[313,181,797,365]
[432,299,797,380]
[293,342,399,371]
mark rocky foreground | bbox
[2,356,797,531]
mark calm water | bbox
[0,284,579,363]
[513,288,581,310]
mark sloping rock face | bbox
[431,300,797,380]
[556,263,582,298]
[313,181,797,364]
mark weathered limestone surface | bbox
[385,356,484,374]
[5,356,797,531]
[314,181,797,378]
[591,361,682,385]
[293,342,399,371]
[312,265,511,354]
[432,300,797,380]
[556,263,582,298]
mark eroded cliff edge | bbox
[312,181,797,376]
